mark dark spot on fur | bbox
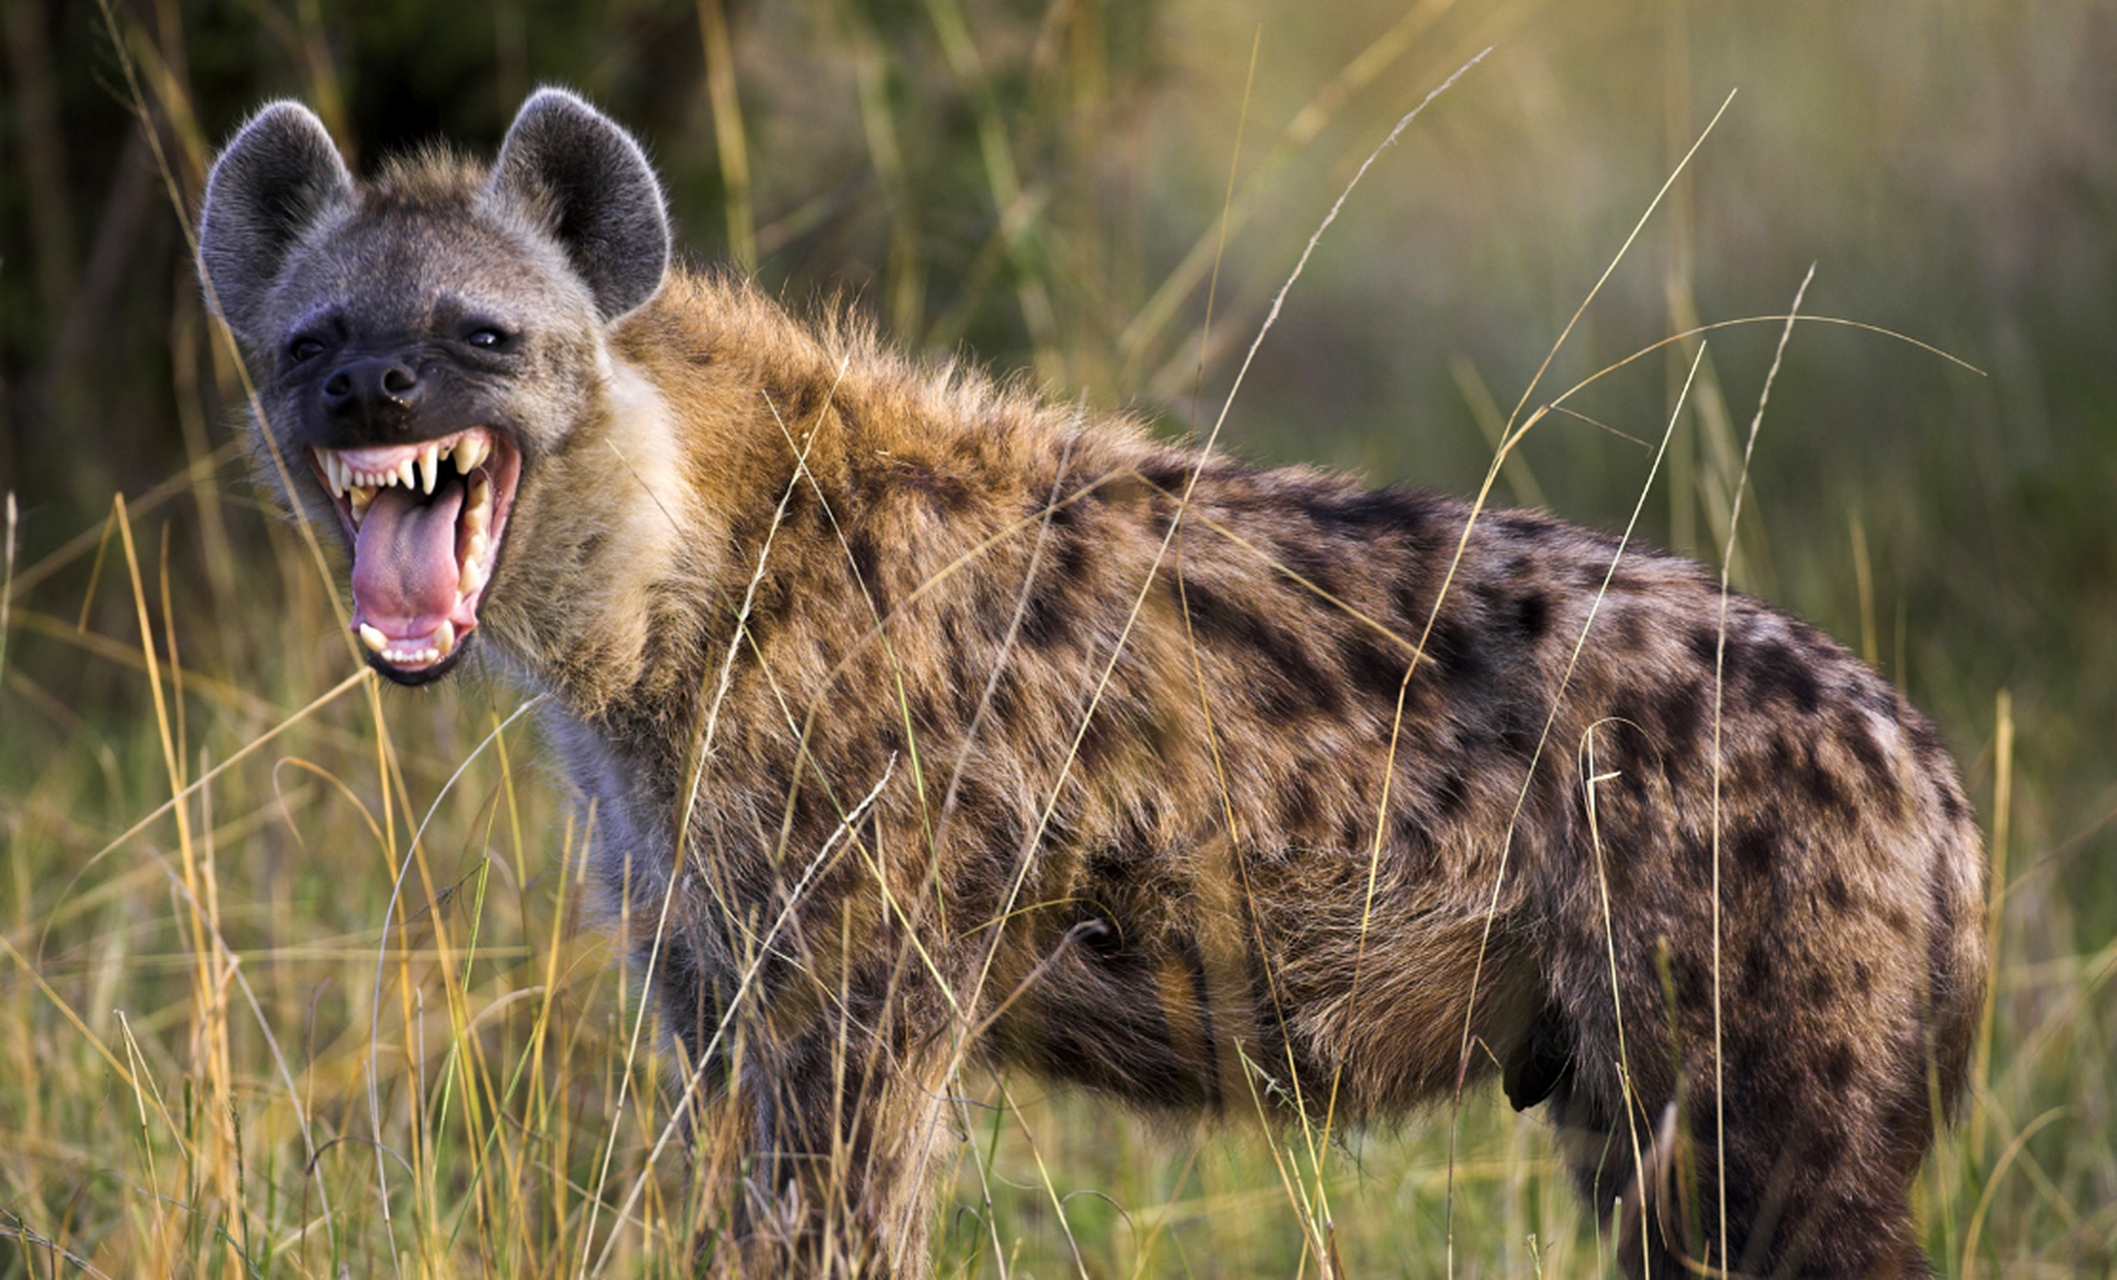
[1821,1041,1858,1091]
[1055,530,1094,584]
[1139,458,1194,493]
[1690,625,1725,669]
[1514,590,1551,643]
[1837,709,1901,809]
[1852,960,1873,993]
[1181,580,1339,716]
[1823,873,1851,912]
[1301,486,1437,538]
[1286,773,1326,834]
[1076,701,1135,772]
[1426,618,1484,685]
[847,533,888,617]
[896,459,975,513]
[1496,701,1539,759]
[949,653,981,722]
[1732,820,1777,880]
[1882,905,1912,936]
[1146,493,1176,537]
[1670,951,1714,1014]
[1613,607,1648,649]
[1391,578,1433,633]
[1807,971,1840,1005]
[1344,634,1411,705]
[1390,807,1439,874]
[1682,833,1714,882]
[1339,812,1372,852]
[1601,699,1655,777]
[1018,596,1064,650]
[1798,750,1850,816]
[988,668,1025,726]
[1659,681,1708,760]
[1275,537,1344,600]
[1751,641,1823,714]
[1489,511,1561,541]
[1741,938,1778,1000]
[1432,770,1471,820]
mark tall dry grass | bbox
[4,1,2114,1276]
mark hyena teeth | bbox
[358,623,388,653]
[454,434,490,474]
[397,457,416,490]
[458,556,483,596]
[433,620,455,657]
[418,445,440,494]
[348,486,375,525]
[466,477,493,530]
[465,530,489,567]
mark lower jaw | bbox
[356,616,467,671]
[365,642,470,686]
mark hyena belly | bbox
[198,88,1983,1280]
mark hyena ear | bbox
[197,102,354,347]
[486,88,670,322]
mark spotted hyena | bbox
[196,89,1984,1277]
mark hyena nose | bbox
[322,358,423,427]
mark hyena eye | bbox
[288,335,326,362]
[465,327,511,350]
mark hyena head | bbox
[196,90,669,685]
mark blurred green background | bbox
[3,0,2113,1275]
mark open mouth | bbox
[307,427,521,680]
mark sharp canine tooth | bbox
[433,621,455,656]
[394,457,411,489]
[455,435,490,473]
[359,624,389,653]
[419,445,439,494]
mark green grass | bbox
[5,0,2116,1275]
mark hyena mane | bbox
[198,89,1985,1279]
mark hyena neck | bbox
[483,338,723,721]
[488,273,870,729]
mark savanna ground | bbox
[3,0,2114,1275]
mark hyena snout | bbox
[321,356,425,429]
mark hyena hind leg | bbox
[1543,1044,1938,1279]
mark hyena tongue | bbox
[350,482,467,633]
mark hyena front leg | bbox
[718,976,956,1279]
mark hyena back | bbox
[198,90,1984,1278]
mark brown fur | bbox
[200,94,1986,1279]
